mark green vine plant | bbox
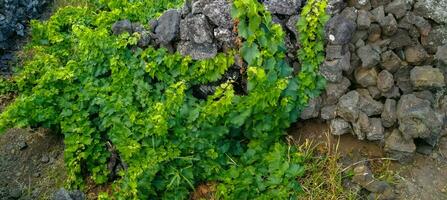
[296,0,330,106]
[0,0,329,199]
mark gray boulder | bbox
[180,14,213,44]
[381,85,401,99]
[380,14,398,36]
[300,97,322,120]
[340,7,358,22]
[337,91,360,122]
[286,15,300,39]
[349,0,372,10]
[112,20,132,35]
[388,29,414,49]
[358,90,384,116]
[370,0,391,8]
[177,41,217,60]
[353,111,370,140]
[327,0,347,15]
[137,31,153,48]
[214,28,233,43]
[263,0,302,15]
[436,44,447,68]
[404,45,428,65]
[355,67,378,87]
[368,86,381,99]
[321,105,338,120]
[410,13,431,36]
[325,77,351,104]
[370,5,385,23]
[330,118,352,135]
[422,25,447,54]
[413,90,435,104]
[410,66,445,89]
[148,19,158,32]
[191,0,211,14]
[325,45,348,60]
[380,50,401,73]
[339,51,352,72]
[381,99,397,127]
[395,66,413,94]
[325,15,356,45]
[53,188,85,200]
[377,70,394,93]
[384,129,416,163]
[368,23,381,42]
[357,44,380,68]
[320,59,344,83]
[357,10,371,30]
[384,0,409,19]
[155,9,181,44]
[367,118,384,141]
[397,94,443,140]
[203,0,233,29]
[413,0,447,24]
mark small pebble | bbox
[41,155,49,163]
[33,172,41,178]
[18,142,28,150]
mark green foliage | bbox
[0,0,329,199]
[297,0,329,105]
[0,78,17,95]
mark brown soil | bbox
[0,128,66,199]
[291,119,447,200]
[0,93,15,112]
[190,182,217,200]
[289,119,384,158]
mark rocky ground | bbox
[0,128,66,200]
[0,0,51,76]
[291,120,447,200]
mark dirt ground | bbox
[0,128,66,200]
[290,120,447,200]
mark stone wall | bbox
[315,0,447,163]
[0,0,50,74]
[111,0,447,163]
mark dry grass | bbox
[292,133,359,200]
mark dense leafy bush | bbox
[0,78,17,95]
[0,0,328,199]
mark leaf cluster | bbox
[296,0,329,105]
[0,0,329,199]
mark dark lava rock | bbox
[330,118,352,135]
[18,141,27,150]
[0,0,50,50]
[111,20,132,35]
[325,15,356,45]
[53,188,85,200]
[397,94,443,140]
[263,0,302,15]
[410,66,445,89]
[177,41,217,60]
[203,0,233,29]
[155,9,181,45]
[357,44,380,68]
[385,129,416,163]
[180,14,213,44]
